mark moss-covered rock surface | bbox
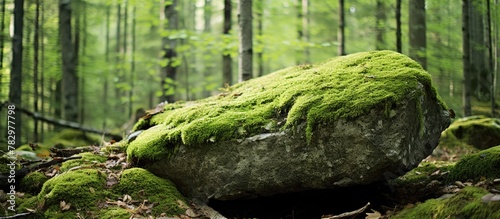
[439,116,500,150]
[127,50,448,161]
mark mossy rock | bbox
[37,169,108,217]
[127,50,448,161]
[392,186,500,219]
[447,146,500,182]
[440,116,500,150]
[112,168,187,216]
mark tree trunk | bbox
[40,0,45,141]
[462,0,472,116]
[302,0,310,63]
[129,6,136,119]
[160,0,178,103]
[103,5,110,130]
[296,0,303,64]
[338,0,345,56]
[409,0,426,69]
[59,0,78,122]
[34,0,41,142]
[9,0,24,147]
[486,0,496,117]
[238,0,253,82]
[0,0,6,69]
[203,0,213,96]
[375,0,386,50]
[222,0,232,85]
[396,0,402,53]
[256,0,264,76]
[469,1,489,101]
[114,2,122,110]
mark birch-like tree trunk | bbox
[238,0,253,82]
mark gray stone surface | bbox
[137,82,450,201]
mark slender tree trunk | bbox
[487,0,496,117]
[60,0,78,122]
[256,0,264,76]
[114,2,122,110]
[409,0,426,69]
[238,0,253,82]
[103,5,110,130]
[302,0,310,63]
[222,0,232,85]
[129,6,136,119]
[0,0,6,69]
[338,0,345,56]
[40,0,45,141]
[74,1,82,124]
[396,0,402,53]
[463,0,472,116]
[160,0,178,103]
[375,0,386,50]
[34,0,41,142]
[296,0,303,64]
[9,0,24,147]
[203,0,213,96]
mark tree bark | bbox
[0,0,6,69]
[129,6,136,119]
[409,0,426,69]
[256,0,264,76]
[238,0,253,82]
[59,0,78,122]
[486,0,496,117]
[222,0,233,85]
[9,0,24,147]
[160,0,178,103]
[338,0,345,56]
[396,0,402,53]
[34,0,41,142]
[296,0,303,64]
[462,0,472,116]
[103,5,110,130]
[203,0,213,96]
[375,0,386,50]
[302,0,310,63]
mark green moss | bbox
[127,51,447,160]
[447,146,500,182]
[20,172,49,194]
[112,168,186,216]
[99,207,131,219]
[59,152,108,172]
[392,187,500,219]
[38,169,107,213]
[439,116,500,150]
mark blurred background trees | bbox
[0,0,498,147]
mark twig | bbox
[0,212,35,219]
[321,202,370,219]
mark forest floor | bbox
[1,124,500,218]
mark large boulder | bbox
[126,51,451,201]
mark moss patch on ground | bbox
[20,172,49,195]
[127,50,446,160]
[59,152,108,172]
[439,116,500,150]
[392,186,500,219]
[45,129,103,148]
[112,168,187,216]
[447,146,500,182]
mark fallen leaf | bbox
[365,209,381,219]
[89,187,95,193]
[60,201,71,211]
[123,194,132,203]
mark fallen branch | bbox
[190,199,227,219]
[50,146,99,157]
[321,202,370,219]
[0,212,35,219]
[0,102,122,140]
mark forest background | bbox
[0,0,499,148]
